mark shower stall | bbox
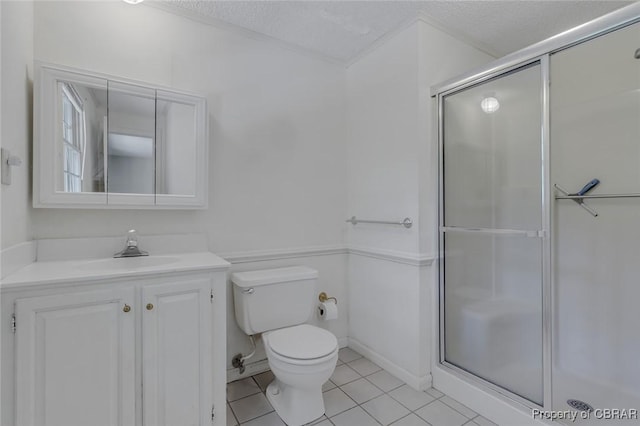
[433,5,640,423]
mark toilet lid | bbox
[267,324,338,360]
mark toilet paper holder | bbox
[318,292,338,304]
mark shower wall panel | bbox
[550,21,640,420]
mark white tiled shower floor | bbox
[226,347,498,426]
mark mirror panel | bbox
[56,80,108,194]
[156,91,197,197]
[107,82,155,196]
[34,63,208,209]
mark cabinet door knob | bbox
[146,303,154,311]
[123,304,131,313]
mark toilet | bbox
[231,266,338,426]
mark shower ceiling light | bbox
[122,0,144,4]
[481,97,500,114]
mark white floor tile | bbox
[330,406,379,426]
[253,371,275,391]
[390,413,431,426]
[322,387,357,417]
[472,416,499,426]
[330,364,361,386]
[229,393,274,424]
[366,370,404,392]
[227,377,261,401]
[309,420,332,426]
[440,395,477,419]
[338,347,362,363]
[227,352,488,426]
[415,400,468,426]
[322,379,337,392]
[340,377,383,404]
[389,385,435,411]
[361,394,410,425]
[240,412,285,426]
[304,415,329,425]
[347,358,382,376]
[227,403,238,426]
[426,387,444,399]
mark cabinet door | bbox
[142,278,212,426]
[15,288,136,426]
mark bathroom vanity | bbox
[0,238,229,426]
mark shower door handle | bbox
[441,226,544,238]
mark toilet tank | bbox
[231,266,318,335]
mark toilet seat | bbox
[265,324,338,361]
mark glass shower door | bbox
[441,62,544,405]
[551,21,640,422]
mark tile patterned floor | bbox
[226,347,498,426]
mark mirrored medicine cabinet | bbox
[33,63,208,208]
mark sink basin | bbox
[77,256,181,271]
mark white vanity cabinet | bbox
[141,278,213,426]
[15,287,137,426]
[2,260,228,426]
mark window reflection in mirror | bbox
[58,81,107,193]
[106,82,155,194]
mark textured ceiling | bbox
[157,1,633,62]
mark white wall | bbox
[5,0,495,392]
[32,1,347,252]
[1,0,34,250]
[346,20,493,389]
[28,1,349,372]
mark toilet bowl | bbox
[263,324,338,425]
[231,266,338,425]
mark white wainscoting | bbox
[223,245,436,387]
[348,249,435,391]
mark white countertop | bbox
[1,251,230,291]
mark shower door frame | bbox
[433,3,640,413]
[436,56,551,410]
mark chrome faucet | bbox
[113,229,149,258]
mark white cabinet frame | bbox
[3,270,226,426]
[33,62,209,209]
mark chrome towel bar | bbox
[346,216,413,229]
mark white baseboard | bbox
[226,336,349,383]
[337,336,349,349]
[348,337,432,391]
[227,359,271,383]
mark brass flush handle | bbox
[123,304,131,313]
[146,303,154,311]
